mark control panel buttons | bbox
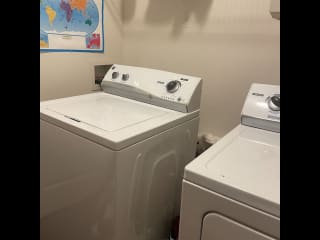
[268,95,280,111]
[166,80,181,93]
[122,74,129,81]
[112,71,119,79]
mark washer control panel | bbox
[101,64,202,112]
[241,83,280,132]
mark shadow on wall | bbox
[145,0,213,37]
[122,0,136,23]
[105,0,123,33]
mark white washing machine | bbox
[40,64,202,240]
[179,83,280,240]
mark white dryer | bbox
[40,64,202,240]
[179,83,280,240]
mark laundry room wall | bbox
[40,0,123,101]
[121,0,280,137]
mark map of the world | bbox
[40,0,104,52]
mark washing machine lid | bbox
[184,125,280,217]
[40,92,198,150]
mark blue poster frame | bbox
[40,0,104,53]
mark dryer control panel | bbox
[241,83,280,132]
[101,64,202,113]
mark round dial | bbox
[268,95,280,111]
[166,80,181,93]
[112,71,119,79]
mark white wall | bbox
[40,0,123,101]
[121,0,280,137]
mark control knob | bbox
[166,80,181,93]
[268,95,280,111]
[122,74,129,81]
[112,72,119,79]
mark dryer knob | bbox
[268,95,280,111]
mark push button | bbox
[122,74,129,81]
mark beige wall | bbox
[40,0,123,101]
[40,0,280,137]
[122,0,280,137]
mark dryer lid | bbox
[184,125,280,217]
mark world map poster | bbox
[40,0,104,52]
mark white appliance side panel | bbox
[201,213,276,240]
[40,120,117,240]
[178,181,280,240]
[41,117,199,240]
[112,117,199,240]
